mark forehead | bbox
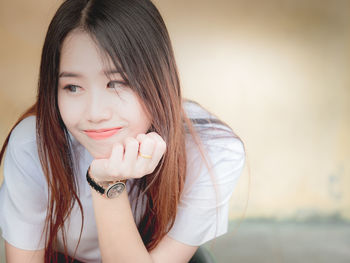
[60,30,115,74]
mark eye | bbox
[107,81,127,90]
[63,85,80,93]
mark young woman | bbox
[0,0,245,262]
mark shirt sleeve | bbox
[167,135,245,246]
[0,118,48,250]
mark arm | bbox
[91,189,198,263]
[5,242,44,263]
[1,119,48,263]
[89,133,198,263]
[149,235,198,263]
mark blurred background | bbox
[0,0,349,262]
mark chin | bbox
[86,145,113,159]
[71,131,117,159]
[84,140,116,159]
[74,136,113,159]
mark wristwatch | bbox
[86,166,127,199]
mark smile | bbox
[84,127,122,140]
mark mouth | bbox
[84,127,122,140]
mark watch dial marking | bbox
[106,182,126,198]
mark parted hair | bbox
[1,0,188,261]
[0,0,241,262]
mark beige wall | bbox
[1,0,349,221]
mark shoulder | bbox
[183,99,213,120]
[183,99,245,160]
[8,115,37,149]
[183,99,235,136]
[183,101,245,185]
[169,103,245,245]
[185,132,245,182]
[5,116,41,176]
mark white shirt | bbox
[0,101,245,262]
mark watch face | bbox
[106,181,126,198]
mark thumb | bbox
[89,158,116,182]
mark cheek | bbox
[119,91,151,132]
[135,100,151,127]
[139,109,152,131]
[134,103,152,133]
[57,93,83,129]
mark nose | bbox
[87,89,113,123]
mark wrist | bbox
[86,166,127,199]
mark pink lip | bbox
[84,127,122,140]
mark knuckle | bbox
[143,136,153,144]
[156,141,166,154]
[145,138,156,148]
[147,167,155,175]
[125,137,136,144]
[113,143,124,152]
[113,142,122,148]
[148,132,160,142]
[136,171,144,178]
[126,168,135,178]
[149,132,158,137]
[159,140,166,150]
[125,138,139,151]
[136,133,146,141]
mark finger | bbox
[108,142,124,175]
[136,133,152,159]
[146,132,166,172]
[122,137,139,177]
[90,143,124,182]
[135,134,156,177]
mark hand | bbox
[88,132,166,182]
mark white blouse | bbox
[0,101,245,263]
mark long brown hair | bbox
[0,0,243,262]
[0,0,187,261]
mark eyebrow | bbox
[59,69,121,78]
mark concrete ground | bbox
[1,221,350,262]
[203,221,350,263]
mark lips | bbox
[84,127,122,140]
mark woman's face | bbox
[58,30,151,159]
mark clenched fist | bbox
[88,132,166,182]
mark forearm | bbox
[91,189,153,263]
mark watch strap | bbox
[86,167,106,195]
[86,166,127,198]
